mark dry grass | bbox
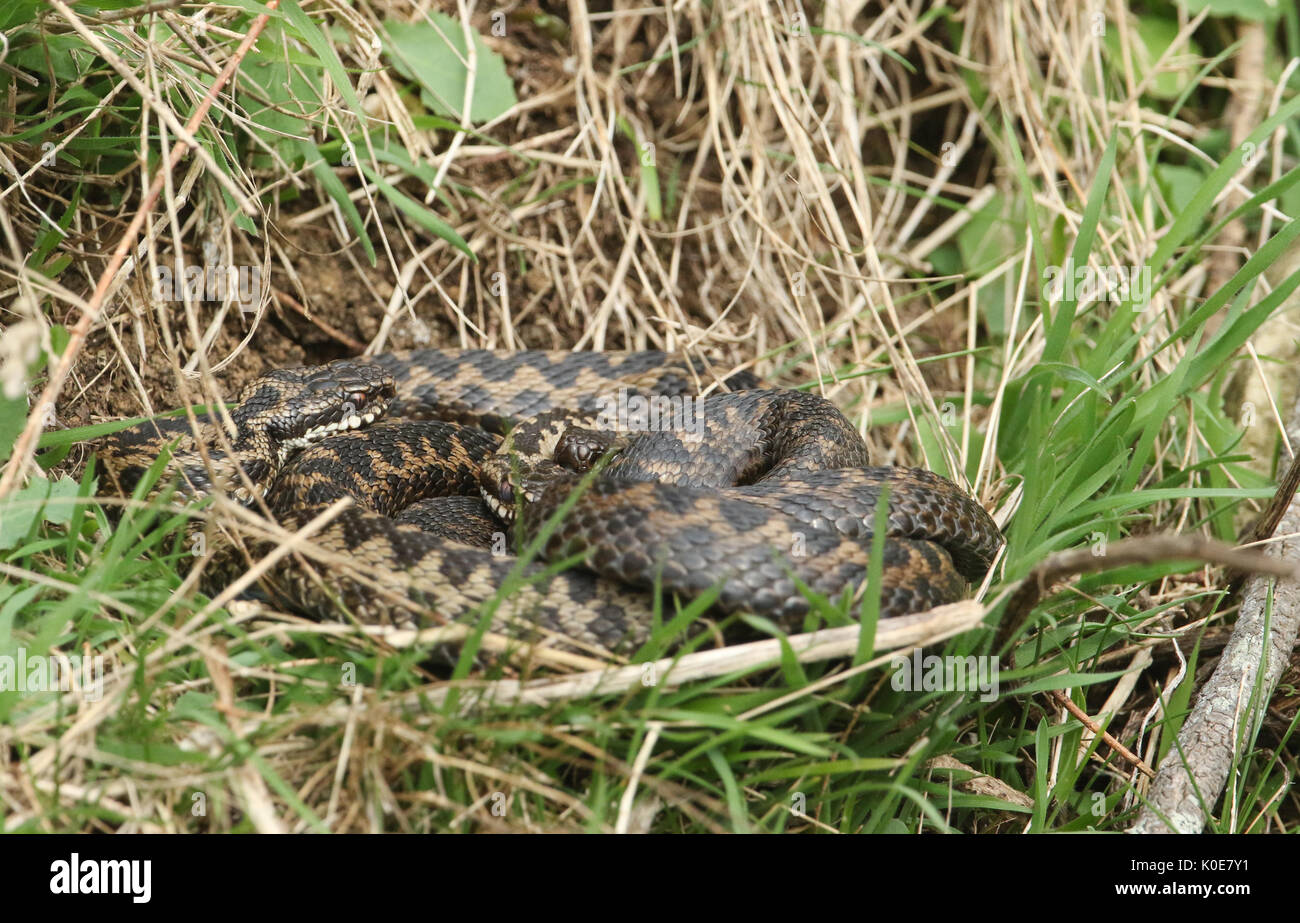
[1,1,1298,832]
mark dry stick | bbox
[995,536,1300,651]
[343,602,985,713]
[271,287,366,352]
[994,537,1296,787]
[1243,448,1300,548]
[1132,429,1300,833]
[1048,689,1154,779]
[0,1,281,500]
[92,0,191,24]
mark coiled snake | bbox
[95,349,1003,652]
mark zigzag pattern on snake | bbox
[95,349,1004,652]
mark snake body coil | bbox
[96,349,1003,652]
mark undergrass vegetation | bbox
[2,1,1299,832]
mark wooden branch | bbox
[272,287,366,352]
[1132,369,1300,832]
[1131,503,1300,831]
[996,535,1300,650]
[1049,689,1154,779]
[319,601,986,712]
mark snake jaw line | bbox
[482,492,510,522]
[280,409,380,455]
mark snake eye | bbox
[348,391,368,410]
[497,478,514,507]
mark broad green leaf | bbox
[1181,0,1284,21]
[383,15,518,124]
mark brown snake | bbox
[95,349,1003,652]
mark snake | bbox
[95,349,1004,653]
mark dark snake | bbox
[95,349,1004,652]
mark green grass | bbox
[3,0,1299,833]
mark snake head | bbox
[479,415,584,522]
[554,427,622,472]
[480,413,626,522]
[479,453,569,523]
[234,360,397,461]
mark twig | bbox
[615,722,663,835]
[1243,446,1300,546]
[996,535,1300,650]
[1048,689,1154,779]
[0,1,281,499]
[1131,408,1300,833]
[327,602,985,712]
[272,287,366,352]
[91,0,190,24]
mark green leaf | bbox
[1147,92,1300,278]
[356,162,474,260]
[1028,362,1111,400]
[0,475,79,550]
[279,0,366,115]
[616,116,662,221]
[749,757,904,782]
[1153,163,1206,216]
[1014,669,1136,697]
[1181,0,1283,22]
[300,139,377,265]
[382,15,518,124]
[957,192,1026,336]
[0,392,25,465]
[1043,130,1117,363]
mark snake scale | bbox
[95,349,1004,652]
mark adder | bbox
[95,349,1003,651]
